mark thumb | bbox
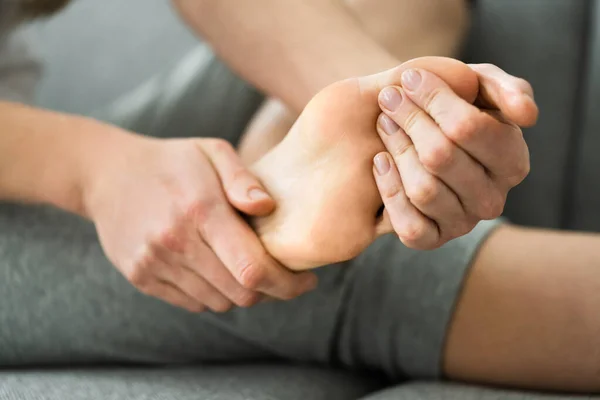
[469,63,539,128]
[198,139,275,216]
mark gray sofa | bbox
[2,0,600,399]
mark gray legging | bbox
[2,44,568,400]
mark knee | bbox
[342,0,470,58]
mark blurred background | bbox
[27,0,198,115]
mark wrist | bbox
[41,117,132,218]
[77,121,155,220]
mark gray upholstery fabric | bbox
[464,0,590,229]
[572,1,600,230]
[0,366,383,400]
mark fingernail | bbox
[378,113,399,135]
[374,153,390,176]
[402,69,422,91]
[379,87,403,111]
[248,188,270,201]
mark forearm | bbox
[444,224,600,392]
[236,0,469,163]
[175,0,464,113]
[0,102,125,216]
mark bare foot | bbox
[250,57,479,270]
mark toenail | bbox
[378,114,400,135]
[374,153,391,176]
[380,87,403,111]
[401,69,422,91]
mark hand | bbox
[85,133,317,312]
[373,63,537,249]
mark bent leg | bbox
[329,219,503,379]
[445,225,600,393]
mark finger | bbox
[398,70,529,188]
[378,86,501,220]
[373,151,439,249]
[395,144,473,241]
[154,219,263,309]
[469,63,539,127]
[150,244,233,313]
[142,280,206,313]
[198,203,318,300]
[480,109,531,188]
[385,72,522,214]
[373,118,470,243]
[199,138,275,216]
[180,232,264,308]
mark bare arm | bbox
[0,101,123,215]
[172,0,468,113]
[445,224,600,393]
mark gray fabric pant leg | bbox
[0,43,500,381]
[91,44,263,145]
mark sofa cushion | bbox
[0,365,385,400]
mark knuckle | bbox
[128,267,150,289]
[422,86,445,112]
[477,193,505,220]
[187,303,206,313]
[232,290,261,308]
[403,108,423,133]
[476,63,497,74]
[155,229,185,254]
[419,141,455,173]
[183,198,216,227]
[514,158,531,183]
[390,141,412,160]
[276,287,300,301]
[211,300,234,313]
[445,112,480,143]
[502,144,530,187]
[207,138,234,154]
[450,220,475,240]
[398,221,429,246]
[236,258,268,290]
[126,253,154,288]
[514,77,534,95]
[406,176,439,206]
[381,181,403,200]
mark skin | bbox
[249,57,481,269]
